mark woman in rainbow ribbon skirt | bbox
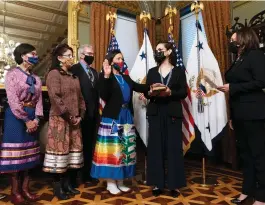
[91,50,156,195]
[0,43,43,205]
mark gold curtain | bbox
[90,2,117,72]
[136,16,156,49]
[202,1,231,74]
[161,12,180,44]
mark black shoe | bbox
[83,176,99,183]
[63,178,80,195]
[152,188,162,197]
[91,178,99,183]
[171,190,180,198]
[53,181,70,200]
[231,196,249,204]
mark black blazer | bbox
[225,49,265,120]
[71,63,99,118]
[99,73,149,119]
[145,66,188,118]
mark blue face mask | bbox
[27,56,39,65]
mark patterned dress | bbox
[43,69,85,174]
[91,75,136,180]
[0,68,43,173]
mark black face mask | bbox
[84,55,94,65]
[154,51,166,64]
[229,41,240,54]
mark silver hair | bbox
[78,44,93,59]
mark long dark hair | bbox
[105,50,122,65]
[236,28,259,54]
[44,44,73,82]
[50,43,73,71]
[102,50,123,75]
[156,41,177,66]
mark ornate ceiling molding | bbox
[7,1,68,16]
[232,1,251,9]
[0,21,56,35]
[8,33,46,42]
[80,4,89,18]
[83,1,141,15]
[5,11,67,28]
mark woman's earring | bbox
[59,61,63,67]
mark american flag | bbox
[168,34,195,154]
[195,88,206,98]
[99,34,129,115]
[195,83,206,98]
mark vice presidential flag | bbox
[186,21,227,151]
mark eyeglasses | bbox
[82,52,94,56]
[28,52,38,57]
[62,54,74,59]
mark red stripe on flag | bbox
[186,86,192,102]
[181,100,195,126]
[182,117,192,137]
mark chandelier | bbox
[0,0,20,81]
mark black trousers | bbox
[146,111,186,190]
[233,119,265,202]
[81,113,98,180]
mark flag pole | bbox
[140,10,151,184]
[190,1,217,187]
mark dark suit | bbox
[98,73,149,119]
[71,63,99,181]
[144,66,187,190]
[225,49,265,202]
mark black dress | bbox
[145,66,187,190]
[225,49,265,202]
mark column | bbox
[68,0,81,63]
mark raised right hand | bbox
[103,59,111,77]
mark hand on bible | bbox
[159,86,172,97]
[103,59,111,78]
[149,83,163,96]
[149,83,168,97]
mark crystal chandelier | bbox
[0,0,20,81]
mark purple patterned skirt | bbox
[0,107,40,173]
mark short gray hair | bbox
[78,44,93,59]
